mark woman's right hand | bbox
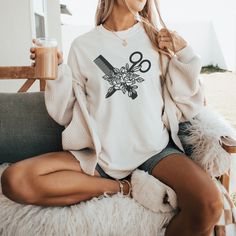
[30,38,64,66]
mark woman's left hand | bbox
[157,28,188,54]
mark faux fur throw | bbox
[1,164,236,236]
[0,163,175,236]
[178,107,236,177]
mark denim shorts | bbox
[95,136,184,180]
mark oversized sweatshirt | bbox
[44,21,205,178]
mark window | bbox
[33,0,46,38]
[35,13,45,38]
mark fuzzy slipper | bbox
[131,169,178,213]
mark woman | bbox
[1,0,223,235]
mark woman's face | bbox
[121,0,147,12]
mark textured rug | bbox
[0,163,176,236]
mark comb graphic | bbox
[93,54,142,99]
[93,55,115,76]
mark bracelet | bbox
[115,179,132,197]
[101,179,132,198]
[122,180,132,197]
[115,178,124,195]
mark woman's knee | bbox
[183,182,223,231]
[1,164,38,204]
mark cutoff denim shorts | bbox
[95,135,184,180]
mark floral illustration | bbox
[94,51,151,100]
[102,63,145,99]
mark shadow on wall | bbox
[167,21,227,69]
[209,22,227,69]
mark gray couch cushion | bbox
[0,92,64,164]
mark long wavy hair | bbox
[95,0,175,85]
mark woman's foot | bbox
[131,169,177,213]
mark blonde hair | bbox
[95,0,175,85]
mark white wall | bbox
[165,21,212,66]
[161,0,236,71]
[211,13,236,71]
[0,0,33,67]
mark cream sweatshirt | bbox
[44,22,205,178]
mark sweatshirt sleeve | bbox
[67,42,87,105]
[165,43,205,121]
[44,41,86,126]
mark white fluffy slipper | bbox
[131,169,178,213]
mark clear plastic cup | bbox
[34,38,58,80]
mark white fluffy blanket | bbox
[178,107,236,177]
[1,163,235,236]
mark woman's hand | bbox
[157,29,187,54]
[30,38,64,66]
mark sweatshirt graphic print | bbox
[68,22,170,179]
[93,51,151,100]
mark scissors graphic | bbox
[128,51,151,73]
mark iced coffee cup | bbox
[34,38,58,80]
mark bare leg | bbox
[1,151,130,206]
[151,153,223,236]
